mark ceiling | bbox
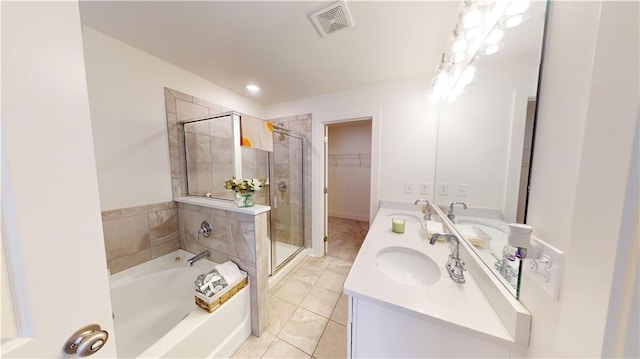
[79,1,461,105]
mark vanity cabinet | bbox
[347,295,513,358]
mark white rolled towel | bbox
[214,261,243,285]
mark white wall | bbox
[82,27,265,211]
[328,121,372,222]
[266,77,438,256]
[523,1,639,357]
[435,53,539,221]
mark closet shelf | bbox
[328,153,371,167]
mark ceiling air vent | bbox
[309,1,354,37]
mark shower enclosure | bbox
[180,111,306,276]
[268,126,305,273]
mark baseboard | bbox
[328,211,369,222]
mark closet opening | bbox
[323,119,373,261]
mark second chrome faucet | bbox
[446,202,467,223]
[430,233,466,284]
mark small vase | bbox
[235,192,255,208]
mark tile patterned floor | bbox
[326,217,369,262]
[232,218,368,359]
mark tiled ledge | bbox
[174,196,270,215]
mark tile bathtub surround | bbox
[178,201,270,336]
[102,201,180,274]
[232,255,350,359]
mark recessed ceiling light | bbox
[246,84,260,93]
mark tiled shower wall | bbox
[102,201,180,274]
[184,116,235,199]
[165,87,235,199]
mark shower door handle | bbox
[63,324,109,356]
[277,181,287,192]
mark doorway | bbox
[324,119,372,261]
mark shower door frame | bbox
[269,127,306,275]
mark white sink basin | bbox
[376,247,440,286]
[386,212,422,222]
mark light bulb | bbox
[452,38,467,53]
[505,0,530,16]
[453,52,466,63]
[436,72,449,84]
[461,66,476,85]
[462,9,483,29]
[246,84,260,93]
[464,26,484,41]
[484,43,501,55]
[485,28,504,44]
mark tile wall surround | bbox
[178,201,270,336]
[184,115,235,199]
[102,201,180,274]
[165,87,235,200]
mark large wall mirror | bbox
[434,1,548,298]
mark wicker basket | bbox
[195,273,248,313]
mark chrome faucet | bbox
[447,202,468,223]
[187,250,211,266]
[429,233,466,284]
[414,199,431,220]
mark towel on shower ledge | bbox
[215,261,244,285]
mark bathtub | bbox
[110,250,251,358]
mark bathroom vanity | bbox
[344,204,531,357]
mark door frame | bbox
[322,117,376,256]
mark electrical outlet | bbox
[524,236,564,300]
[438,183,449,196]
[420,182,431,194]
[457,184,468,197]
[404,182,415,194]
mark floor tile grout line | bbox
[256,335,276,359]
[311,318,331,358]
[244,219,366,358]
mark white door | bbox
[1,2,117,357]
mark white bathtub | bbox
[110,250,251,358]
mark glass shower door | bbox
[270,129,305,272]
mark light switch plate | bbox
[438,183,449,196]
[456,184,468,197]
[419,182,431,194]
[523,236,564,300]
[404,182,415,194]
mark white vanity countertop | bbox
[174,196,270,215]
[344,207,515,346]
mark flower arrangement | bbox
[224,177,264,194]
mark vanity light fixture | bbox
[429,0,531,104]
